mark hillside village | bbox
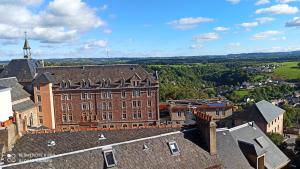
[0,37,299,169]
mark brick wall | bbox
[53,87,159,129]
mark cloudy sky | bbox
[1,0,300,60]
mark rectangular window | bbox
[137,111,142,118]
[97,102,102,109]
[138,101,141,107]
[121,91,126,98]
[37,95,41,102]
[132,101,137,108]
[147,89,151,97]
[62,114,67,122]
[147,100,151,107]
[122,111,127,119]
[103,150,117,168]
[103,112,107,120]
[216,110,220,116]
[108,102,112,109]
[102,102,107,110]
[68,104,72,111]
[81,103,89,110]
[69,114,73,121]
[132,90,140,97]
[133,111,137,119]
[148,111,153,119]
[122,101,126,108]
[168,142,180,155]
[177,112,182,117]
[38,105,42,112]
[108,112,113,120]
[61,103,67,112]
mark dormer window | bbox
[168,141,180,155]
[47,140,56,147]
[103,149,117,168]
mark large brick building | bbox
[33,65,160,129]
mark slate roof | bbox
[233,100,285,124]
[33,72,56,84]
[12,100,35,112]
[9,128,180,156]
[35,64,158,86]
[216,129,253,169]
[0,77,30,102]
[228,122,290,169]
[255,100,285,123]
[0,59,42,83]
[3,128,222,169]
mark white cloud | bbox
[103,29,112,34]
[0,0,106,43]
[276,0,298,3]
[190,44,203,49]
[256,4,299,14]
[252,30,283,40]
[214,27,230,31]
[270,36,287,41]
[286,17,300,27]
[255,0,270,5]
[255,17,275,23]
[168,17,213,30]
[226,0,240,4]
[194,33,219,42]
[239,22,259,30]
[83,40,108,49]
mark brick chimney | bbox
[194,111,217,155]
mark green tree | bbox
[267,133,284,146]
[298,62,300,68]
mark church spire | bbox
[23,32,31,59]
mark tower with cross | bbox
[23,32,31,59]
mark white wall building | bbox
[0,87,13,121]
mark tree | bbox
[298,62,300,68]
[267,133,284,146]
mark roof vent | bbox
[99,134,106,140]
[222,132,226,136]
[47,140,56,147]
[143,144,149,151]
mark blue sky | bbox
[0,0,300,60]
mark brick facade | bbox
[33,65,160,129]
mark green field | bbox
[273,62,300,81]
[233,90,250,97]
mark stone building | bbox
[233,100,285,135]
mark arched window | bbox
[80,80,86,88]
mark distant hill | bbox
[1,50,300,65]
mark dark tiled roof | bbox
[216,129,253,169]
[229,122,290,169]
[12,100,35,112]
[36,64,157,85]
[33,72,56,84]
[3,129,222,169]
[9,128,180,156]
[0,77,30,101]
[255,100,285,123]
[233,100,285,124]
[0,59,42,83]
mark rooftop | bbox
[0,77,30,102]
[3,128,222,169]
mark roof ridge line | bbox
[1,129,192,168]
[229,122,252,132]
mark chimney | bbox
[194,111,217,155]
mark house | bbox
[233,100,285,135]
[0,77,38,155]
[0,77,38,129]
[2,126,222,169]
[160,100,235,128]
[217,122,290,169]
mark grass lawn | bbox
[233,89,250,97]
[273,62,300,81]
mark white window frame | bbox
[168,141,180,155]
[103,148,117,168]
